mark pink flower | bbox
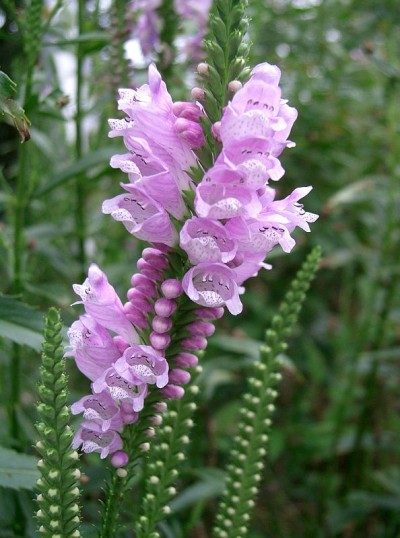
[72,421,123,459]
[114,345,169,388]
[180,217,237,264]
[182,263,243,315]
[72,264,137,343]
[66,315,121,381]
[102,185,178,246]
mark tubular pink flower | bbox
[180,217,237,264]
[102,185,178,247]
[72,421,123,459]
[72,264,138,342]
[182,263,243,315]
[114,345,169,388]
[66,315,121,381]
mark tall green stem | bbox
[75,0,86,280]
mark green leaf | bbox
[35,146,118,196]
[0,447,39,490]
[0,70,31,141]
[0,296,43,350]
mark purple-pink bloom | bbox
[66,315,121,381]
[180,217,237,264]
[195,183,262,220]
[102,184,178,247]
[72,264,137,343]
[182,263,243,315]
[114,345,169,388]
[71,391,122,432]
[109,65,202,190]
[72,421,123,459]
[92,367,148,412]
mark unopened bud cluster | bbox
[35,309,81,538]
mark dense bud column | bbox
[35,308,82,538]
[211,247,322,538]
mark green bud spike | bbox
[35,308,82,538]
[211,247,322,538]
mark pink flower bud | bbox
[150,331,171,350]
[191,87,205,100]
[130,275,157,296]
[161,279,183,299]
[181,336,208,351]
[152,316,173,333]
[154,401,168,413]
[113,336,130,354]
[161,384,185,399]
[137,259,164,281]
[172,101,202,122]
[123,304,149,330]
[175,118,205,148]
[194,307,225,320]
[111,451,129,468]
[125,291,153,313]
[187,320,215,337]
[169,368,191,385]
[197,62,209,75]
[211,121,221,140]
[154,298,177,317]
[151,414,163,426]
[121,412,139,425]
[228,80,243,92]
[173,352,199,368]
[142,248,169,269]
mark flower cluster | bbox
[130,0,212,62]
[180,63,318,315]
[67,62,317,461]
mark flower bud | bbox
[111,451,129,468]
[154,298,176,317]
[228,80,243,92]
[194,307,225,320]
[152,316,173,333]
[197,62,209,75]
[161,384,185,399]
[161,279,183,299]
[191,87,205,100]
[130,274,157,295]
[187,320,215,337]
[181,336,208,351]
[150,332,171,350]
[173,352,198,368]
[169,369,191,385]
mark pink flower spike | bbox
[161,279,183,299]
[161,384,185,399]
[154,298,177,317]
[150,331,171,351]
[181,336,208,351]
[111,451,129,468]
[173,352,199,368]
[152,316,173,333]
[169,369,191,385]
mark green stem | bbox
[75,0,86,280]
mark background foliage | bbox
[0,0,399,537]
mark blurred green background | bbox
[0,0,399,537]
